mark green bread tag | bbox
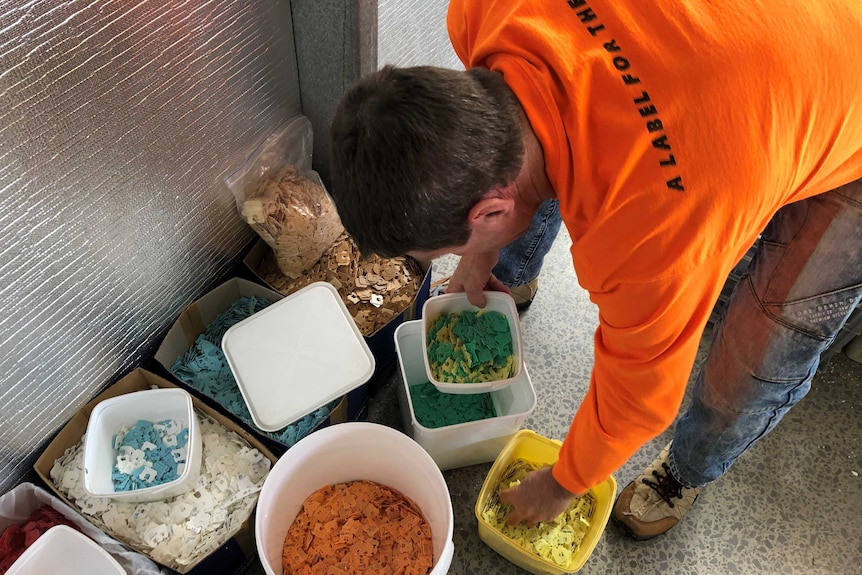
[426,310,516,384]
[410,382,496,427]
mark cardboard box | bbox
[243,239,433,411]
[153,277,348,456]
[33,368,278,575]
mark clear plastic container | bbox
[396,320,536,470]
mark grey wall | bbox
[0,0,301,492]
[290,0,462,185]
[378,0,462,69]
[0,0,468,494]
[291,0,377,186]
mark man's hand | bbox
[446,251,510,307]
[499,465,576,525]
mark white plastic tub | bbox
[255,422,454,575]
[396,320,537,470]
[422,291,525,393]
[7,525,127,575]
[83,388,202,502]
[222,281,375,432]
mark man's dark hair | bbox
[329,65,524,257]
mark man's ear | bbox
[467,194,516,232]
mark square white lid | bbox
[222,281,375,432]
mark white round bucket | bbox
[255,422,454,575]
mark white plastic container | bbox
[422,291,524,394]
[255,422,454,575]
[222,281,375,432]
[397,320,537,470]
[6,525,127,575]
[83,388,202,502]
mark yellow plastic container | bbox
[474,430,617,574]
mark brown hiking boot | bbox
[508,278,539,310]
[612,443,700,540]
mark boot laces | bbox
[641,462,684,508]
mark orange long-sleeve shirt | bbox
[448,0,862,494]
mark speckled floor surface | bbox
[245,227,862,575]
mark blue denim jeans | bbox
[669,180,862,487]
[493,199,563,286]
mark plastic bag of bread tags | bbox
[226,116,344,279]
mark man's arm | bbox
[499,465,577,525]
[501,254,734,524]
[554,260,729,494]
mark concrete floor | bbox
[245,227,862,574]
